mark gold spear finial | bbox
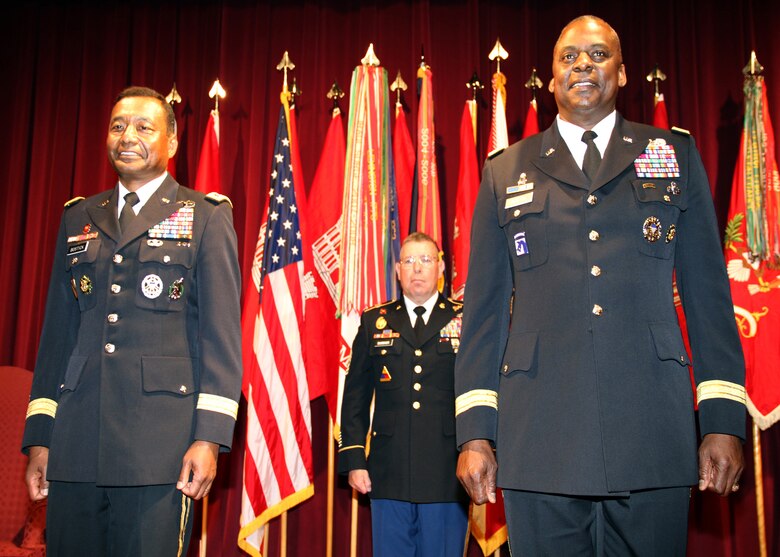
[277,51,296,89]
[743,51,764,77]
[327,80,345,110]
[165,83,182,106]
[466,71,484,101]
[390,70,407,104]
[208,79,226,112]
[645,64,667,99]
[290,77,301,99]
[361,43,380,67]
[489,38,509,73]
[524,67,543,102]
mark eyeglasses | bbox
[400,255,437,267]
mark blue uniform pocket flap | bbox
[648,322,689,366]
[141,356,196,395]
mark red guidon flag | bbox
[194,109,221,193]
[394,100,415,242]
[239,92,314,556]
[413,62,442,246]
[652,92,670,129]
[521,97,539,138]
[724,73,780,429]
[451,99,480,301]
[307,107,347,421]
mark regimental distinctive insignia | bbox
[643,216,662,242]
[148,206,194,240]
[379,308,387,315]
[168,278,184,300]
[82,224,91,234]
[79,275,93,294]
[141,274,164,299]
[665,224,677,243]
[667,182,681,195]
[440,316,462,339]
[375,316,387,330]
[514,231,529,256]
[380,366,392,382]
[634,138,680,178]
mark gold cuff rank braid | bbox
[696,380,747,405]
[455,389,499,416]
[26,398,58,419]
[338,444,365,453]
[196,394,239,420]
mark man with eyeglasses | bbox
[339,231,469,556]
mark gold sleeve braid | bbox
[26,398,58,419]
[455,389,498,416]
[696,380,747,405]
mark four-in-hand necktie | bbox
[581,130,601,183]
[413,306,426,343]
[119,191,139,233]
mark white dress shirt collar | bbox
[117,171,168,217]
[556,111,616,170]
[403,292,439,326]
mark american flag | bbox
[238,102,314,556]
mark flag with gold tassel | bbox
[724,53,780,429]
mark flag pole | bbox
[752,420,767,557]
[741,51,768,557]
[281,512,288,557]
[327,418,335,557]
[322,83,343,557]
[350,491,359,557]
[199,497,208,557]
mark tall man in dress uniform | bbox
[455,15,747,556]
[339,232,468,556]
[22,86,242,556]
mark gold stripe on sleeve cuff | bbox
[455,389,498,417]
[696,380,747,405]
[196,393,239,420]
[26,398,57,419]
[337,444,364,453]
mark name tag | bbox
[67,242,88,255]
[505,192,533,209]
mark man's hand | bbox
[457,439,498,505]
[177,440,219,500]
[698,433,743,496]
[25,446,50,501]
[348,469,372,494]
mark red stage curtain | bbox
[2,2,778,555]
